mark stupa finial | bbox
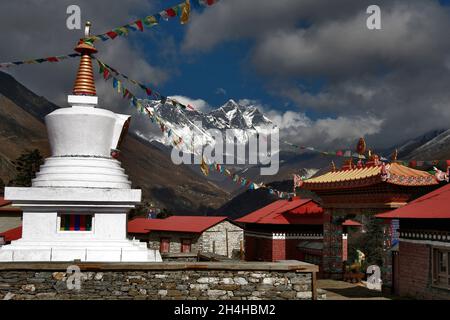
[392,149,398,162]
[84,21,92,37]
[72,21,97,96]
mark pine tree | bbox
[361,216,385,267]
[10,149,44,187]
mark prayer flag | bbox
[200,157,209,176]
[180,0,191,24]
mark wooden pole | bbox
[225,229,229,258]
[311,271,318,300]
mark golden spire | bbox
[331,161,336,171]
[72,21,97,96]
[356,137,366,156]
[392,149,398,162]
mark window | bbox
[160,238,170,253]
[432,247,450,289]
[181,239,192,253]
[59,214,92,231]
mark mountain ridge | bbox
[0,70,230,214]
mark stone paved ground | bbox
[318,279,392,300]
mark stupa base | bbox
[0,239,162,262]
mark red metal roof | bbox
[128,216,229,234]
[377,184,450,219]
[0,197,11,207]
[235,197,323,225]
[342,219,362,227]
[0,197,21,213]
[0,226,22,242]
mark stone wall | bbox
[137,220,244,259]
[0,214,22,233]
[0,261,324,300]
[398,241,450,300]
[200,220,243,258]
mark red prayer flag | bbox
[103,68,110,80]
[106,31,118,39]
[80,215,86,231]
[145,87,152,96]
[207,0,215,5]
[166,8,177,17]
[135,20,144,31]
[69,215,75,231]
[46,57,58,62]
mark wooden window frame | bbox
[160,237,170,253]
[431,246,450,290]
[181,238,192,253]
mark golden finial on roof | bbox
[392,149,398,161]
[356,137,366,155]
[72,21,97,96]
[368,149,372,158]
[331,161,336,171]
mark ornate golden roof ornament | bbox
[331,161,336,171]
[72,21,97,96]
[392,149,398,162]
[356,137,366,156]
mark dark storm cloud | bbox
[0,0,167,107]
[0,0,173,137]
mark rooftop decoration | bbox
[303,162,438,190]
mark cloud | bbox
[252,1,450,78]
[215,87,227,95]
[0,0,167,108]
[168,95,211,112]
[238,98,384,146]
[182,0,450,148]
[182,0,372,53]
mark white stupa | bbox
[0,23,161,262]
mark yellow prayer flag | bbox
[200,157,209,176]
[180,0,191,25]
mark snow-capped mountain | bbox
[404,128,450,160]
[136,99,277,160]
[381,129,446,159]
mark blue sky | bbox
[128,1,281,110]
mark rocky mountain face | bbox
[401,129,450,161]
[0,71,230,215]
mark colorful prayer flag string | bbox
[93,56,197,111]
[283,141,450,171]
[82,0,218,45]
[0,53,80,69]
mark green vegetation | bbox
[10,149,44,187]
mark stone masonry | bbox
[145,220,243,259]
[0,261,324,300]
